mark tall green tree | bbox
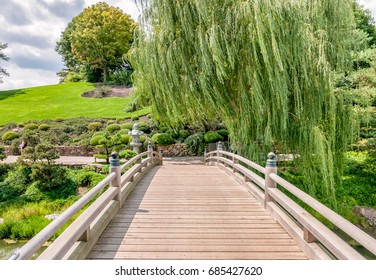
[353,1,376,46]
[0,42,9,84]
[56,2,136,83]
[131,0,357,207]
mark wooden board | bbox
[87,163,307,260]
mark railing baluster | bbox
[264,152,277,209]
[110,152,122,206]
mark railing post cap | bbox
[110,152,120,167]
[266,152,277,167]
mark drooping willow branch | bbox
[130,0,356,208]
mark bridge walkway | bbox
[87,160,307,260]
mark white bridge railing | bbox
[205,143,376,260]
[10,148,162,260]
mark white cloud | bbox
[358,0,376,20]
[0,0,140,90]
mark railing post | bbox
[159,149,163,165]
[217,141,223,165]
[148,141,153,163]
[110,152,122,205]
[264,152,277,209]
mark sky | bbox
[0,0,141,90]
[0,0,375,91]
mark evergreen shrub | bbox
[184,133,205,155]
[204,131,223,143]
[151,133,174,145]
[1,131,19,142]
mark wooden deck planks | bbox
[87,162,307,260]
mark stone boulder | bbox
[353,206,376,227]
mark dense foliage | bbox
[56,2,136,83]
[131,0,358,207]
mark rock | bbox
[44,214,60,221]
[353,206,376,227]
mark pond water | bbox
[0,240,47,260]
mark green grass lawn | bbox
[0,83,149,125]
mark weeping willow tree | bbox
[130,0,357,208]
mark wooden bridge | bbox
[9,145,376,260]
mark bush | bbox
[118,129,130,135]
[38,124,50,131]
[18,123,25,128]
[54,117,64,122]
[30,164,76,199]
[92,131,105,137]
[137,121,150,133]
[24,123,39,130]
[216,129,229,141]
[64,71,85,83]
[204,131,223,143]
[88,122,103,131]
[23,183,46,202]
[119,134,131,144]
[106,124,121,133]
[119,149,137,160]
[179,130,191,139]
[121,123,134,130]
[2,131,19,142]
[151,133,175,145]
[90,136,105,146]
[185,133,205,156]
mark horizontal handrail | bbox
[13,172,116,260]
[11,150,162,260]
[205,146,376,259]
[269,173,376,256]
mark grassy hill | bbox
[0,83,149,125]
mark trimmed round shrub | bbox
[17,123,25,128]
[88,122,103,131]
[121,123,134,130]
[90,136,105,146]
[216,129,229,141]
[93,131,105,137]
[54,117,64,122]
[179,130,191,139]
[106,124,121,133]
[137,121,150,133]
[25,123,39,130]
[140,135,147,143]
[131,116,139,121]
[204,131,223,143]
[38,124,50,131]
[118,129,130,135]
[151,133,174,145]
[119,149,137,160]
[185,133,205,155]
[107,120,115,125]
[119,134,131,144]
[1,131,19,142]
[116,117,126,123]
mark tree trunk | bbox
[103,62,108,83]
